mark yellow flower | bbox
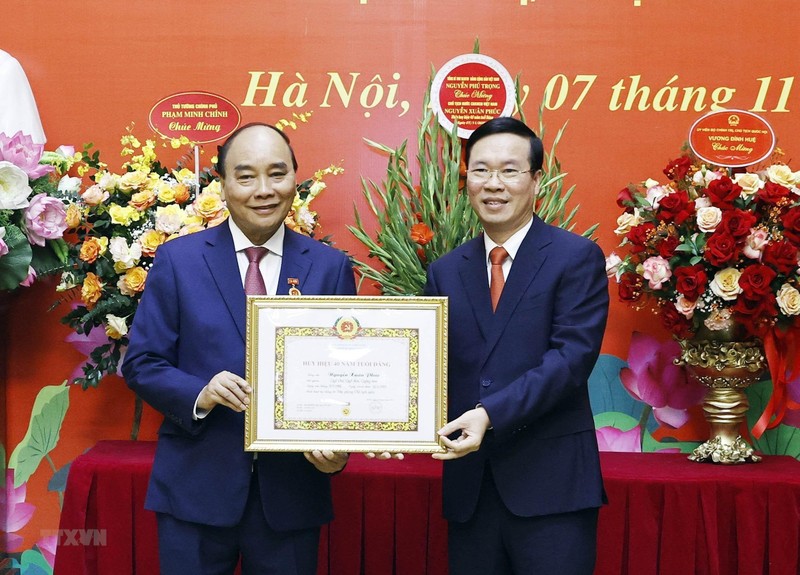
[119,266,148,296]
[118,170,150,192]
[193,191,225,220]
[105,314,129,340]
[203,180,221,195]
[173,168,195,182]
[129,189,157,211]
[139,229,167,257]
[81,272,104,310]
[65,203,82,229]
[108,204,142,226]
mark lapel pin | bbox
[288,278,302,296]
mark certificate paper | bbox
[244,296,447,453]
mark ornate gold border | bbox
[244,296,447,453]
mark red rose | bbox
[781,207,800,245]
[626,222,655,252]
[673,264,708,300]
[705,176,742,207]
[618,272,644,302]
[757,181,791,205]
[658,190,695,224]
[704,232,741,266]
[663,156,692,181]
[738,264,777,298]
[660,305,693,338]
[733,292,778,323]
[656,235,679,258]
[719,209,758,238]
[762,239,799,274]
[617,186,635,210]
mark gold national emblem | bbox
[334,316,360,339]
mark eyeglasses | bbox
[466,168,533,184]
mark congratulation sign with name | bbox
[148,91,241,143]
[689,109,775,168]
[245,296,448,453]
[430,53,516,139]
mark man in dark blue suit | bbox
[426,117,609,574]
[122,123,355,574]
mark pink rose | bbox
[19,266,37,286]
[24,193,67,246]
[81,184,110,206]
[743,228,769,259]
[0,227,8,257]
[642,255,672,289]
[0,130,54,179]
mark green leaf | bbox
[593,411,638,431]
[0,224,33,289]
[20,547,53,575]
[747,380,800,458]
[9,383,70,487]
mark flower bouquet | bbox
[0,131,74,290]
[58,126,341,393]
[608,148,800,435]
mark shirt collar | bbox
[228,218,285,256]
[483,217,533,263]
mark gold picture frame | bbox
[244,296,448,453]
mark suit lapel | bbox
[458,237,493,341]
[276,229,312,295]
[482,218,552,365]
[203,222,248,341]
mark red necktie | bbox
[244,247,268,295]
[489,246,508,312]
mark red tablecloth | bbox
[54,441,800,575]
[598,451,800,575]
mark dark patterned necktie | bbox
[244,247,268,295]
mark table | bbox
[53,441,446,575]
[54,441,800,575]
[598,451,800,575]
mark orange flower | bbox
[410,222,434,245]
[173,183,190,204]
[81,272,104,309]
[79,237,105,263]
[417,247,427,263]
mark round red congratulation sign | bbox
[431,54,516,139]
[149,91,241,144]
[689,109,775,168]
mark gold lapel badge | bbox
[288,278,302,296]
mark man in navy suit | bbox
[122,123,355,574]
[426,117,609,574]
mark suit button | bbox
[480,378,492,388]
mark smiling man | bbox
[123,123,355,575]
[425,117,609,574]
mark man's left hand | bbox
[432,406,491,460]
[304,450,349,473]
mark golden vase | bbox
[675,323,765,464]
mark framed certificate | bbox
[244,296,448,453]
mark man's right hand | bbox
[197,371,251,412]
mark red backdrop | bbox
[5,0,800,550]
